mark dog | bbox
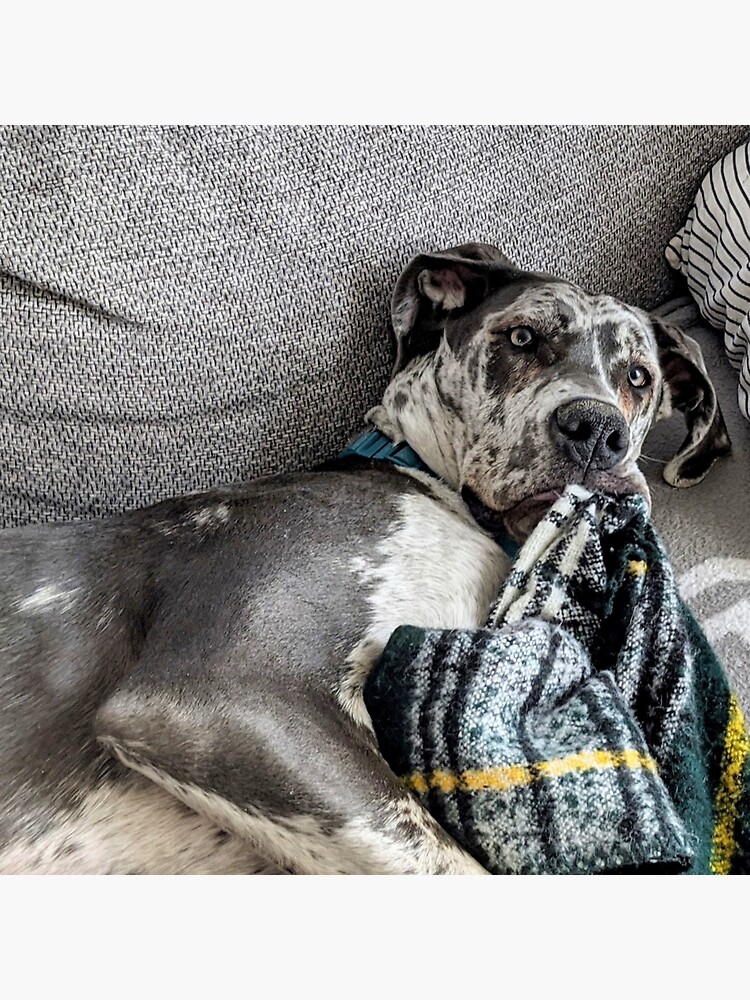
[0,242,731,874]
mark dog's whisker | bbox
[638,453,668,466]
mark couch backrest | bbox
[1,125,748,526]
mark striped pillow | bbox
[666,141,750,419]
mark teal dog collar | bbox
[339,429,519,561]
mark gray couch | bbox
[1,125,749,709]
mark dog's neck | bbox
[366,349,468,491]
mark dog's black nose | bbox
[551,400,629,472]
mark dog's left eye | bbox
[627,365,651,389]
[509,326,536,349]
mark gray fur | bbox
[0,243,730,874]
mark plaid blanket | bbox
[364,486,750,874]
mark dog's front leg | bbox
[95,682,486,875]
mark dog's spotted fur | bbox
[0,243,730,874]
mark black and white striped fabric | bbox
[666,141,750,419]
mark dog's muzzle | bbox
[551,399,629,472]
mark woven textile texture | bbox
[365,487,750,875]
[1,125,748,527]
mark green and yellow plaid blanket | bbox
[364,486,750,874]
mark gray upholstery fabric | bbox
[1,125,749,525]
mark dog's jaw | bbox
[367,348,468,491]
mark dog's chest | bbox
[338,485,510,725]
[366,488,508,628]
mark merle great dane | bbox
[0,243,730,874]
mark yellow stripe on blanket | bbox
[404,748,658,795]
[710,694,750,875]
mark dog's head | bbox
[370,242,731,541]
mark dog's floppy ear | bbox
[391,242,521,373]
[651,315,731,487]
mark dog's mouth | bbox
[461,485,561,543]
[462,470,649,545]
[501,490,563,541]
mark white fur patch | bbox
[107,748,486,874]
[0,776,280,875]
[191,504,231,528]
[19,585,80,614]
[343,795,487,874]
[339,479,508,728]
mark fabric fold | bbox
[364,486,750,874]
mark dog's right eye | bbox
[508,326,537,349]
